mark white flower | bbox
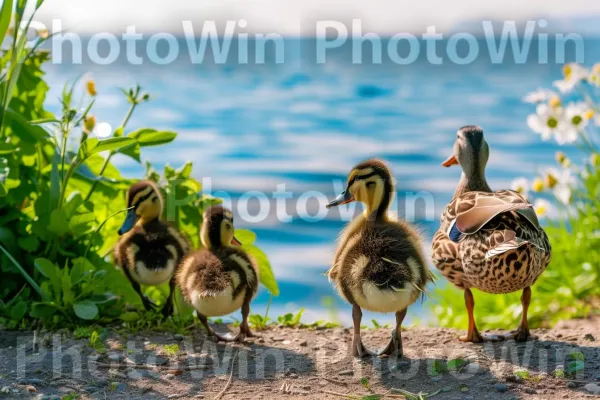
[544,167,575,204]
[553,63,589,93]
[551,102,595,145]
[511,177,529,199]
[522,89,557,104]
[533,198,552,218]
[589,63,600,87]
[527,104,565,141]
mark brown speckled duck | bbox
[114,181,190,316]
[432,126,551,342]
[177,206,259,342]
[326,159,433,357]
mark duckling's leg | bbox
[351,305,376,357]
[378,308,406,357]
[459,288,501,343]
[161,277,176,317]
[500,287,538,342]
[123,268,158,311]
[198,313,234,343]
[238,300,258,340]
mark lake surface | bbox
[42,38,600,326]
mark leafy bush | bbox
[432,62,600,329]
[0,1,277,329]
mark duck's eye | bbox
[366,181,376,188]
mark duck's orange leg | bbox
[459,288,501,343]
[500,287,538,342]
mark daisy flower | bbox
[527,103,565,141]
[544,167,575,204]
[553,63,589,93]
[522,89,557,104]
[511,177,529,199]
[533,198,552,218]
[589,63,600,87]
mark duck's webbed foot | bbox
[352,334,377,358]
[459,328,502,343]
[499,327,537,342]
[378,329,403,357]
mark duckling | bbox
[432,126,551,343]
[177,206,259,342]
[114,181,190,316]
[326,159,433,357]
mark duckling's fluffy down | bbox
[331,220,431,313]
[177,248,259,317]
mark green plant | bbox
[431,62,600,330]
[277,308,304,327]
[248,296,274,330]
[0,0,276,330]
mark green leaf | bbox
[34,258,58,278]
[120,311,140,322]
[70,259,85,285]
[119,142,141,162]
[0,143,15,155]
[48,209,69,236]
[91,137,135,155]
[10,301,28,321]
[0,182,6,197]
[0,0,14,48]
[235,229,257,245]
[447,358,467,371]
[73,300,99,320]
[18,236,39,252]
[567,360,585,374]
[243,244,278,295]
[30,303,57,318]
[129,128,177,147]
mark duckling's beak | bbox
[326,189,355,208]
[231,236,242,246]
[118,208,138,235]
[442,154,459,167]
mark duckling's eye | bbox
[366,181,376,188]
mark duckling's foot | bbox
[459,329,502,343]
[141,297,159,312]
[352,334,376,358]
[161,303,173,318]
[500,328,537,342]
[378,330,403,357]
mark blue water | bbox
[42,38,600,326]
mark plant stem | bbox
[82,102,138,203]
[0,243,49,301]
[83,206,133,260]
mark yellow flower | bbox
[555,151,571,168]
[548,95,561,108]
[563,64,573,79]
[532,178,544,192]
[545,173,558,189]
[83,115,96,133]
[86,80,97,96]
[37,28,49,40]
[534,199,551,218]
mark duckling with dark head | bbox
[326,159,434,357]
[114,181,190,316]
[177,206,259,342]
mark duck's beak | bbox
[326,189,355,208]
[442,154,459,167]
[231,236,242,246]
[118,208,138,235]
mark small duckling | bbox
[177,206,259,342]
[432,126,551,342]
[326,159,433,357]
[114,181,190,316]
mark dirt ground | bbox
[1,317,599,400]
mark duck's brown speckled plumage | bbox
[432,189,551,294]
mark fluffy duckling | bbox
[432,126,551,342]
[177,206,259,342]
[326,159,433,357]
[114,181,190,316]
